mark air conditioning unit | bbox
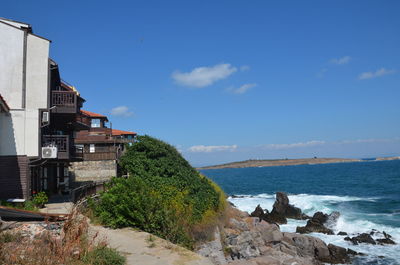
[42,146,57,159]
[42,111,49,123]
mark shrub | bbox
[23,200,38,211]
[0,200,38,212]
[82,245,125,265]
[93,135,225,248]
[32,192,48,208]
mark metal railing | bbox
[71,181,109,203]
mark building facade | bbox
[0,18,87,199]
[70,110,136,181]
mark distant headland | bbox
[199,156,400,170]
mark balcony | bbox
[42,135,83,160]
[83,152,117,161]
[50,90,83,114]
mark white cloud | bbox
[358,68,396,80]
[316,68,328,78]
[227,83,257,94]
[188,144,238,153]
[330,56,351,65]
[110,106,133,117]
[240,65,250,71]
[338,138,393,144]
[172,63,237,88]
[263,140,326,150]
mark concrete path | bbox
[90,224,214,265]
[39,202,74,214]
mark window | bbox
[91,119,100,128]
[90,144,95,153]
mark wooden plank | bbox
[0,206,69,221]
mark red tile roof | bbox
[0,93,10,112]
[81,110,108,120]
[112,129,137,136]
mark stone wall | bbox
[69,160,117,182]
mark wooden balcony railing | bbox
[51,91,78,113]
[42,135,83,160]
[83,152,117,161]
[42,135,69,159]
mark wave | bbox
[228,193,379,215]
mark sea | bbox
[201,160,400,265]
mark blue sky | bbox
[3,1,400,166]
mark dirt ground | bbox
[89,224,214,265]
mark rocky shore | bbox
[197,192,396,265]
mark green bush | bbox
[92,135,225,248]
[23,200,38,211]
[0,200,38,212]
[82,245,125,265]
[32,192,48,208]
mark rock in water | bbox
[263,211,288,224]
[345,233,376,245]
[296,212,334,235]
[376,238,396,245]
[263,192,308,224]
[383,231,392,239]
[376,231,396,245]
[273,192,306,219]
[250,204,265,220]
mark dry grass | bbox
[0,208,122,265]
[189,201,243,245]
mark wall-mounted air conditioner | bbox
[42,146,57,159]
[42,111,49,123]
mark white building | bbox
[0,18,86,199]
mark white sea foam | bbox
[228,193,400,264]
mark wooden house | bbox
[70,110,136,181]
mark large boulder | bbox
[345,231,396,245]
[250,204,266,220]
[296,212,335,235]
[376,231,396,245]
[282,232,351,264]
[224,217,268,260]
[326,244,351,264]
[315,244,351,264]
[263,212,288,224]
[196,227,227,265]
[253,219,283,243]
[228,248,319,265]
[282,232,331,261]
[263,192,308,224]
[344,233,376,245]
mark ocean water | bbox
[201,160,400,265]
